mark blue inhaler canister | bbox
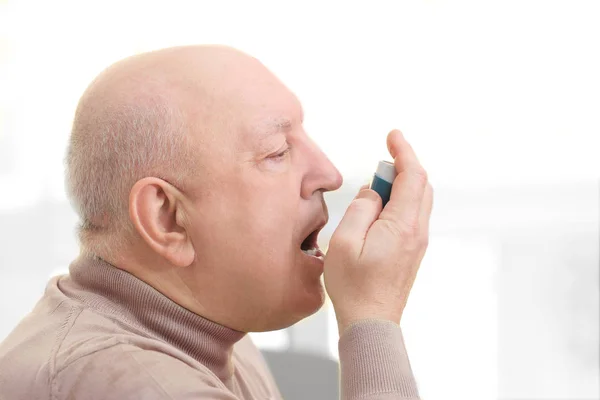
[370,160,397,207]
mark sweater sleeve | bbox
[338,319,420,400]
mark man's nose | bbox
[300,142,343,199]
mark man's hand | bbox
[324,129,433,334]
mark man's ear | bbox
[129,177,195,268]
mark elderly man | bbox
[0,45,432,399]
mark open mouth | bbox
[301,229,324,260]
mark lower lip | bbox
[301,250,325,271]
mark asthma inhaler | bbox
[370,160,397,207]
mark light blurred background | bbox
[0,1,598,399]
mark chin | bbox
[256,284,326,332]
[294,284,326,321]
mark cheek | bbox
[250,220,296,265]
[239,195,299,250]
[191,202,296,265]
[190,174,301,265]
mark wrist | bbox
[336,313,401,336]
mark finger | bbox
[386,129,422,174]
[413,183,434,265]
[382,132,428,228]
[386,129,404,159]
[419,183,434,238]
[330,188,382,254]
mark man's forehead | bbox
[243,84,304,135]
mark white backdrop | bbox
[1,1,598,399]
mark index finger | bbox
[382,130,428,229]
[386,129,422,171]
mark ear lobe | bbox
[129,177,196,268]
[163,236,195,267]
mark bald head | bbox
[65,45,273,254]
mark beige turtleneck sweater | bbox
[0,255,419,399]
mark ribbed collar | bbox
[60,254,246,383]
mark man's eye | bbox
[270,147,291,160]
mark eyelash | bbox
[271,146,291,160]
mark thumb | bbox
[330,188,382,254]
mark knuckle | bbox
[412,167,428,186]
[399,216,420,235]
[419,234,430,249]
[382,218,419,241]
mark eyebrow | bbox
[250,117,294,140]
[268,117,293,133]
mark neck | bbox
[63,254,247,383]
[99,248,216,328]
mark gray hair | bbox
[65,85,193,257]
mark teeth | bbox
[302,248,323,260]
[303,248,318,256]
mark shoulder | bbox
[53,341,236,400]
[51,308,235,399]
